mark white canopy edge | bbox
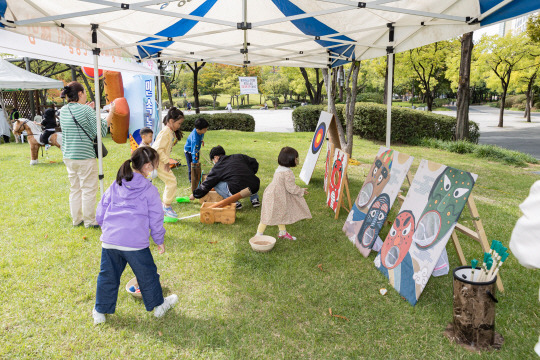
[0,58,63,90]
[0,30,158,75]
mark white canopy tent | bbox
[0,58,64,138]
[1,0,539,193]
[0,58,64,90]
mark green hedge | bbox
[182,113,255,132]
[292,103,480,144]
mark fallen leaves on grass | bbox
[158,331,163,336]
[329,308,349,321]
[208,241,218,244]
[317,264,324,272]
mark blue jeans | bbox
[213,181,259,203]
[184,151,192,181]
[95,247,164,313]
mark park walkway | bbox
[191,105,540,160]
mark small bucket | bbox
[448,266,502,350]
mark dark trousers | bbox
[185,151,192,181]
[95,247,164,313]
[1,135,9,143]
[40,130,55,145]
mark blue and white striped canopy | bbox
[0,0,538,68]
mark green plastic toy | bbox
[164,216,178,223]
[175,196,190,203]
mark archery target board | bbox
[300,111,334,184]
[327,148,348,212]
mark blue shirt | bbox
[184,129,204,163]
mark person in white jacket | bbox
[510,180,540,356]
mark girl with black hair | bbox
[59,81,114,228]
[257,146,311,240]
[93,146,178,325]
[151,107,184,218]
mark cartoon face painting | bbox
[357,193,390,249]
[413,167,475,250]
[328,151,346,211]
[380,210,415,269]
[356,150,393,209]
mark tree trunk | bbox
[187,62,206,114]
[456,33,474,140]
[70,65,78,81]
[498,71,511,127]
[424,87,433,111]
[322,68,341,145]
[338,66,344,102]
[300,67,316,104]
[315,68,323,104]
[524,74,536,122]
[78,70,95,102]
[343,62,361,156]
[383,54,396,105]
[498,90,507,128]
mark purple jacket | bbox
[96,173,165,248]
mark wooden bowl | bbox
[249,235,277,253]
[125,276,142,298]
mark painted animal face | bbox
[356,151,393,209]
[328,152,345,210]
[413,167,475,249]
[357,193,390,249]
[380,210,415,269]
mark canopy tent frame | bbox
[2,0,539,173]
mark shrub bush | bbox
[293,103,480,144]
[418,138,538,166]
[180,98,220,108]
[182,113,255,132]
[357,92,384,104]
[495,94,527,109]
[433,98,451,107]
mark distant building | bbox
[502,11,538,36]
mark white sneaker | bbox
[93,308,106,325]
[154,294,178,318]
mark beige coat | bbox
[260,166,312,225]
[152,127,174,166]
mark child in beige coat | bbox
[257,147,311,240]
[152,107,184,218]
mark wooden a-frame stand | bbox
[398,172,504,292]
[325,116,351,219]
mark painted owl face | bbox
[356,152,392,209]
[413,167,475,249]
[380,210,415,269]
[357,193,390,249]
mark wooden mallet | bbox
[208,188,252,208]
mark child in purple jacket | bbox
[92,147,178,325]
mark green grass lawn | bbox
[1,132,539,359]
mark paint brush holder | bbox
[444,266,503,351]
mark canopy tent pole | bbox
[385,51,393,148]
[386,23,395,149]
[92,24,105,196]
[157,58,163,138]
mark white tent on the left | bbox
[0,58,63,138]
[0,58,63,90]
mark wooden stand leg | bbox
[451,231,467,266]
[467,197,504,292]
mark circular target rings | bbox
[311,122,326,154]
